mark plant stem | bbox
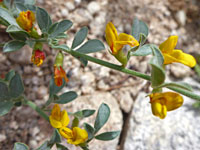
[68,50,151,81]
[24,98,49,121]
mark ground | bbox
[0,0,200,149]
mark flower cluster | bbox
[49,104,88,145]
[105,22,196,119]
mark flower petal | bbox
[159,35,178,54]
[163,92,184,111]
[59,127,73,139]
[49,116,62,128]
[69,127,88,145]
[163,49,196,67]
[105,22,118,48]
[117,33,139,47]
[151,101,167,119]
[61,110,70,127]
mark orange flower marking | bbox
[31,49,45,66]
[54,65,69,86]
[16,10,35,32]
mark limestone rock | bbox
[124,88,200,150]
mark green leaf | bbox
[76,39,105,54]
[149,47,165,87]
[139,33,147,45]
[157,82,193,92]
[94,103,110,134]
[74,109,95,118]
[13,142,29,150]
[72,117,79,128]
[55,91,78,104]
[49,76,65,96]
[15,3,27,13]
[84,123,95,140]
[56,143,69,150]
[36,7,52,33]
[3,40,25,53]
[9,73,24,98]
[0,7,18,26]
[131,18,148,41]
[49,129,62,144]
[0,82,9,101]
[49,20,72,38]
[130,44,153,56]
[95,131,120,141]
[72,27,88,49]
[0,101,13,116]
[5,70,15,81]
[36,141,51,150]
[50,44,70,52]
[7,25,29,34]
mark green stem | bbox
[24,98,49,121]
[68,50,151,81]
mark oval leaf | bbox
[3,40,25,53]
[0,101,13,116]
[36,141,51,150]
[84,123,95,140]
[36,7,52,33]
[13,142,29,150]
[94,103,110,134]
[56,143,69,150]
[0,82,9,101]
[132,18,149,41]
[49,129,62,144]
[76,39,105,54]
[159,82,193,92]
[95,131,120,141]
[0,7,18,26]
[49,20,72,38]
[5,70,15,81]
[72,27,88,49]
[55,91,78,104]
[9,73,24,98]
[130,44,153,56]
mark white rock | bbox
[176,10,186,26]
[0,134,6,142]
[87,1,101,15]
[124,86,200,150]
[65,2,75,11]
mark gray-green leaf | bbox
[9,73,24,98]
[0,82,9,101]
[72,27,88,49]
[3,40,25,53]
[131,18,148,41]
[0,101,13,116]
[76,39,105,54]
[49,20,72,38]
[49,129,62,144]
[36,7,52,33]
[55,91,78,104]
[84,123,95,140]
[94,103,110,134]
[95,131,120,141]
[13,142,29,150]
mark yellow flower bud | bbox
[49,104,70,128]
[16,10,35,32]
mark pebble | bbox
[0,134,6,142]
[65,2,75,11]
[87,1,101,15]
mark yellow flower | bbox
[105,22,139,55]
[159,35,196,67]
[59,127,88,145]
[16,10,35,32]
[49,104,70,128]
[149,92,183,119]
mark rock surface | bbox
[124,82,200,150]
